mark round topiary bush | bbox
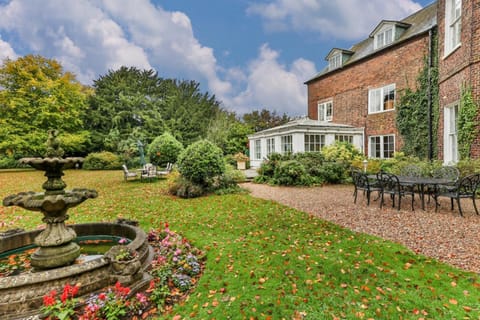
[147,132,184,166]
[83,151,122,170]
[177,140,225,186]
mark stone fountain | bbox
[0,131,153,319]
[3,130,97,269]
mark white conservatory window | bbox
[281,135,292,154]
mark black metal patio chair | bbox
[427,166,460,203]
[377,171,415,211]
[351,169,381,205]
[435,173,480,216]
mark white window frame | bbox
[444,104,459,164]
[369,135,395,159]
[318,101,333,121]
[281,135,292,154]
[254,139,261,160]
[335,135,353,144]
[266,138,275,155]
[368,84,395,114]
[374,27,394,50]
[304,134,325,152]
[444,0,462,55]
[329,53,342,70]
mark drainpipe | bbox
[427,28,434,161]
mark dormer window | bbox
[375,27,393,49]
[325,49,354,71]
[370,21,410,50]
[329,53,342,70]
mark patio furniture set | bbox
[351,166,480,216]
[122,163,173,182]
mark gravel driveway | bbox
[241,182,480,273]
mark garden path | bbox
[242,182,480,273]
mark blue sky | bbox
[0,0,434,116]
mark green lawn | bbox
[1,170,479,319]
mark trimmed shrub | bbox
[83,151,122,170]
[147,132,184,166]
[273,160,312,186]
[294,152,325,177]
[177,140,225,187]
[0,157,23,169]
[169,176,205,198]
[317,162,348,184]
[321,141,363,162]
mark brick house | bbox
[437,0,480,163]
[249,0,479,167]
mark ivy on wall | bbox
[396,33,439,159]
[458,86,478,159]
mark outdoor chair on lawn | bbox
[156,162,173,178]
[122,164,138,182]
[435,173,480,216]
[351,168,381,205]
[378,171,415,211]
[141,163,157,182]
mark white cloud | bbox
[98,0,232,97]
[0,37,17,61]
[247,0,423,40]
[228,44,316,116]
[0,0,151,83]
[0,0,316,116]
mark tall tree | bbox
[161,79,221,146]
[87,68,222,153]
[242,109,290,132]
[206,110,253,155]
[86,66,165,153]
[0,55,90,157]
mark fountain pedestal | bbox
[2,130,97,269]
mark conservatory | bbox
[248,117,364,168]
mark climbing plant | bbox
[397,33,439,159]
[457,85,479,159]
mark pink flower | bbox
[118,238,128,244]
[136,293,147,304]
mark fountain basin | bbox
[0,222,154,319]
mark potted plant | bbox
[233,152,249,170]
[105,245,141,284]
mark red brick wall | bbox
[437,0,480,159]
[307,35,430,154]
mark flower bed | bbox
[35,222,203,319]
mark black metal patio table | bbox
[396,176,453,210]
[367,174,453,210]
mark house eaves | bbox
[248,117,363,139]
[304,1,437,84]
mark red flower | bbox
[61,291,68,303]
[98,292,107,301]
[71,284,80,297]
[43,295,56,307]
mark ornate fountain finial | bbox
[45,129,64,158]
